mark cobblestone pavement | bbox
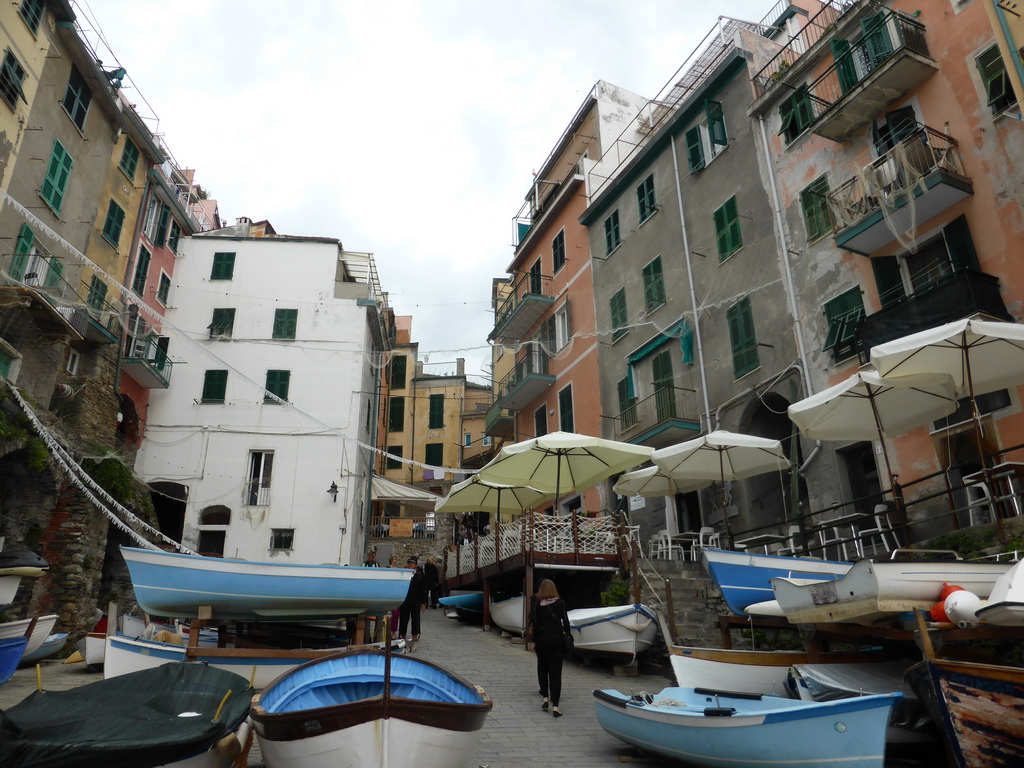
[0,607,671,767]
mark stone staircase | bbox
[634,554,726,649]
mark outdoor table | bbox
[816,512,866,560]
[733,532,786,555]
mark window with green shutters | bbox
[860,13,894,70]
[652,348,677,421]
[642,256,666,312]
[871,255,906,309]
[119,139,140,180]
[388,396,405,432]
[558,384,574,433]
[390,354,407,389]
[43,257,63,288]
[822,287,865,360]
[617,376,638,428]
[18,0,44,34]
[102,200,125,247]
[168,221,181,253]
[87,275,107,311]
[977,45,1018,114]
[264,369,290,402]
[0,50,27,109]
[62,64,91,130]
[714,196,742,259]
[610,289,628,341]
[10,224,32,282]
[157,273,171,305]
[154,205,171,248]
[211,252,236,280]
[0,349,11,379]
[685,126,705,172]
[778,86,814,144]
[132,247,150,295]
[727,297,759,378]
[386,446,403,470]
[552,230,566,273]
[40,140,72,213]
[800,176,833,243]
[831,38,858,94]
[424,442,444,467]
[604,210,621,255]
[272,308,297,339]
[209,308,235,338]
[428,394,444,428]
[202,370,228,403]
[706,100,727,146]
[637,175,656,223]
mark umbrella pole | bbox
[718,452,733,547]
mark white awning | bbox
[371,475,441,510]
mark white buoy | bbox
[944,589,982,627]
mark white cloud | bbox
[92,0,772,382]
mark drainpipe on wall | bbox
[756,114,821,477]
[670,140,712,430]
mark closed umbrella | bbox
[651,430,791,542]
[788,370,958,488]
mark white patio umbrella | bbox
[870,318,1024,468]
[435,475,554,516]
[613,466,692,498]
[651,430,791,541]
[788,370,958,487]
[477,431,654,501]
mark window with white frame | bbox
[684,100,728,172]
[554,303,571,350]
[245,451,273,506]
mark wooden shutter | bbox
[705,100,727,146]
[831,39,858,94]
[943,215,980,272]
[11,224,32,281]
[685,126,705,172]
[871,255,906,308]
[861,13,893,68]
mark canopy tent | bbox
[370,475,441,510]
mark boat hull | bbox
[489,595,525,635]
[0,636,28,684]
[594,686,898,768]
[19,633,68,664]
[0,615,58,657]
[567,604,657,665]
[120,547,413,621]
[701,548,851,616]
[975,559,1024,626]
[771,559,1011,624]
[906,658,1024,768]
[252,649,492,768]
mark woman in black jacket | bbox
[528,578,571,718]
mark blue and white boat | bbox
[120,547,414,621]
[0,636,28,685]
[701,548,852,616]
[437,592,483,610]
[19,633,67,665]
[594,685,901,768]
[251,648,492,768]
[567,604,657,665]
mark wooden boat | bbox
[121,613,220,647]
[437,592,483,609]
[701,548,851,616]
[74,631,106,670]
[19,633,68,664]
[905,657,1024,768]
[0,661,253,768]
[0,614,58,657]
[120,546,414,621]
[566,604,657,665]
[975,558,1024,626]
[593,685,900,768]
[0,550,48,577]
[668,644,890,696]
[103,633,402,689]
[0,636,28,685]
[770,558,1011,625]
[251,648,492,768]
[489,594,526,635]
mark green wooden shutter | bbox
[977,47,1014,108]
[202,370,228,402]
[716,197,741,258]
[41,141,73,213]
[558,385,574,432]
[642,257,665,311]
[389,397,405,432]
[132,248,151,295]
[794,87,814,132]
[778,96,796,137]
[155,205,171,248]
[264,370,290,402]
[273,308,297,339]
[685,126,705,172]
[11,224,33,281]
[706,100,727,146]
[943,215,980,272]
[831,39,858,94]
[728,298,758,378]
[611,289,627,340]
[44,258,63,288]
[861,13,893,68]
[429,394,444,428]
[390,354,407,388]
[871,255,906,308]
[823,288,864,351]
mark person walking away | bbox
[528,578,571,718]
[399,556,427,652]
[423,556,441,608]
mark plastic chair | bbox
[690,527,720,561]
[859,504,898,557]
[776,525,802,557]
[649,531,666,559]
[965,482,996,527]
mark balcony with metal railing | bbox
[488,271,553,343]
[613,386,701,448]
[122,332,173,388]
[857,269,1012,355]
[826,124,972,255]
[494,352,554,412]
[483,402,515,439]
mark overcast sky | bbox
[85,0,771,384]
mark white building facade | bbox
[135,220,388,565]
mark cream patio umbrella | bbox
[788,370,958,487]
[651,430,791,542]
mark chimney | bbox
[457,358,465,376]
